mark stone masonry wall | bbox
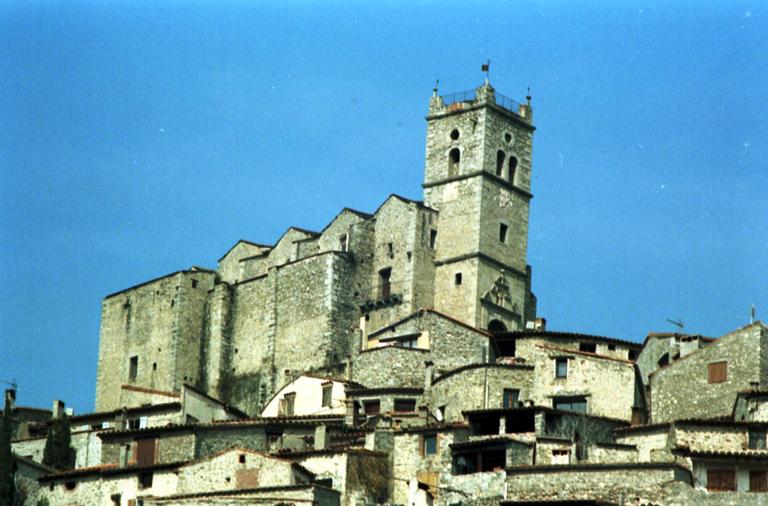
[651,323,766,422]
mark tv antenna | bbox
[666,318,685,330]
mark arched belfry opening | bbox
[496,150,505,176]
[508,156,518,185]
[488,319,508,334]
[448,148,461,177]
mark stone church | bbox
[95,82,538,416]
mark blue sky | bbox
[1,1,766,414]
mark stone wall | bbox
[651,323,767,422]
[673,422,748,452]
[354,346,429,388]
[614,426,671,462]
[427,364,534,422]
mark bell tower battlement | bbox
[423,82,536,332]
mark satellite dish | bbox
[433,407,444,422]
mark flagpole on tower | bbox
[482,60,491,84]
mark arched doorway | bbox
[488,319,508,334]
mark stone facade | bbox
[94,83,538,416]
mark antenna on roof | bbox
[751,304,756,324]
[665,318,685,330]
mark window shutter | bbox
[707,469,736,491]
[136,438,156,467]
[707,362,727,384]
[751,470,768,492]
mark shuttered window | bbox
[135,438,156,467]
[708,361,728,384]
[707,469,736,491]
[750,470,768,492]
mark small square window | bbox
[421,434,438,456]
[750,470,768,492]
[579,342,596,353]
[455,272,462,285]
[708,361,727,384]
[394,398,416,413]
[503,389,520,408]
[499,223,508,243]
[191,279,198,289]
[749,429,766,450]
[363,400,380,415]
[239,454,246,464]
[138,471,153,489]
[555,358,568,378]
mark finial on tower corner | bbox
[433,79,439,97]
[526,86,532,105]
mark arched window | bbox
[508,156,518,185]
[496,150,505,176]
[658,353,670,367]
[488,319,508,334]
[448,148,460,177]
[450,129,460,140]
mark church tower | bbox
[424,82,536,332]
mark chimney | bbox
[424,361,434,390]
[52,400,65,420]
[534,318,546,331]
[314,424,327,450]
[344,399,359,427]
[345,356,353,381]
[4,389,15,411]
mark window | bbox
[379,268,392,299]
[607,344,616,351]
[454,272,462,286]
[128,418,141,430]
[363,400,380,415]
[138,471,153,489]
[429,229,437,249]
[191,279,198,289]
[708,361,728,384]
[496,150,505,176]
[555,358,568,378]
[239,454,246,464]
[421,434,438,456]
[499,223,508,243]
[508,156,518,184]
[110,494,121,506]
[448,148,460,176]
[628,350,638,361]
[339,234,348,252]
[553,396,587,414]
[450,129,460,140]
[707,469,736,491]
[750,470,768,492]
[284,392,296,416]
[129,356,138,382]
[136,438,157,466]
[64,481,77,491]
[321,384,333,408]
[488,320,507,333]
[394,399,416,413]
[749,429,766,449]
[657,353,669,367]
[503,389,520,408]
[579,342,596,353]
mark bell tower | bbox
[423,82,536,331]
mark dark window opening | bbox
[339,234,348,252]
[750,470,768,492]
[455,272,462,285]
[128,418,140,430]
[749,429,766,449]
[450,129,460,140]
[64,481,77,491]
[505,410,536,433]
[488,319,508,334]
[508,156,518,184]
[496,150,505,176]
[607,344,616,351]
[152,362,157,371]
[448,148,460,177]
[379,268,392,299]
[239,454,246,464]
[579,342,596,353]
[657,353,669,367]
[394,398,416,413]
[321,384,333,407]
[553,396,587,414]
[429,229,437,249]
[708,361,728,384]
[472,415,500,436]
[628,350,638,361]
[138,471,153,489]
[504,133,512,143]
[708,469,736,492]
[422,434,438,456]
[129,356,138,382]
[555,358,568,378]
[191,279,198,289]
[315,478,333,488]
[364,400,381,416]
[499,223,508,243]
[503,389,520,408]
[111,494,121,506]
[453,448,506,475]
[496,338,516,357]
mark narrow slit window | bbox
[499,223,508,243]
[429,229,437,249]
[379,268,392,299]
[555,358,568,378]
[129,356,138,382]
[509,156,518,185]
[455,272,462,286]
[496,150,505,176]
